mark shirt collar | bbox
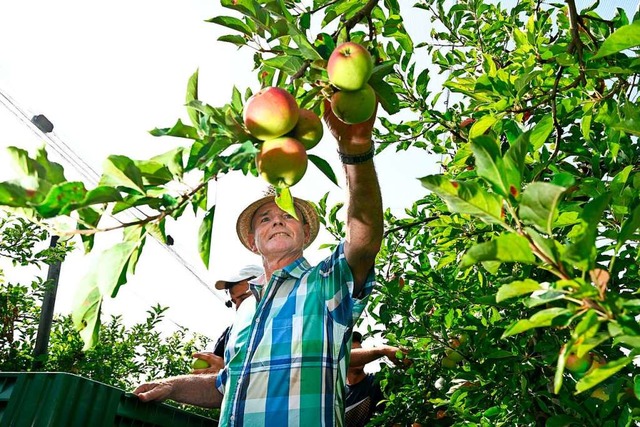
[248,257,311,299]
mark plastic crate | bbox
[0,372,218,427]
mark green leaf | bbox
[207,15,253,36]
[575,356,634,393]
[369,79,400,115]
[564,193,612,271]
[502,307,571,338]
[468,115,498,140]
[77,207,101,253]
[529,114,553,150]
[460,233,535,269]
[72,241,139,350]
[134,160,174,186]
[149,119,200,140]
[218,34,247,46]
[262,55,306,76]
[275,187,296,219]
[471,135,512,198]
[185,69,201,128]
[0,181,32,207]
[592,21,640,59]
[519,182,567,234]
[308,154,339,187]
[35,146,66,184]
[525,226,559,265]
[99,155,146,194]
[496,279,544,302]
[503,131,529,194]
[616,204,640,252]
[419,175,505,225]
[76,186,122,209]
[286,22,322,60]
[198,206,215,269]
[150,147,184,180]
[35,181,87,217]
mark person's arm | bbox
[323,101,383,296]
[350,345,404,367]
[133,374,223,408]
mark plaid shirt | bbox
[216,243,374,426]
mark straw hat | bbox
[236,195,320,252]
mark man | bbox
[134,101,382,426]
[345,332,404,427]
[191,265,263,375]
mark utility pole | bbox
[32,238,63,369]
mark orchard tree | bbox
[0,0,639,425]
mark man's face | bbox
[248,201,310,257]
[229,280,251,309]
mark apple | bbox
[243,87,299,141]
[256,137,308,188]
[565,352,592,375]
[445,349,464,362]
[327,42,373,91]
[290,109,323,150]
[192,358,210,369]
[441,356,457,369]
[330,84,376,124]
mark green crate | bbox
[0,372,218,427]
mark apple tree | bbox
[0,0,639,424]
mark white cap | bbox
[214,265,263,290]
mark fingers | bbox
[133,382,172,402]
[192,367,219,375]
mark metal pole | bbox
[33,235,62,368]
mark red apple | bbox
[256,137,308,188]
[330,84,376,124]
[243,87,299,141]
[291,109,323,150]
[327,42,373,91]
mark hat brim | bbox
[236,195,319,252]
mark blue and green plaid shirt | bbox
[216,242,374,426]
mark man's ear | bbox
[248,232,259,253]
[303,223,311,244]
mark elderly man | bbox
[134,101,382,426]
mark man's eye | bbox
[261,217,269,223]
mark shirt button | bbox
[255,318,260,323]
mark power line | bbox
[0,88,227,319]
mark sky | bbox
[0,0,636,347]
[0,0,436,345]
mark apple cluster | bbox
[327,42,376,124]
[243,87,324,189]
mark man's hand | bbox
[323,99,377,150]
[381,345,411,367]
[191,351,224,374]
[133,379,174,402]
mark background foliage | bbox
[0,0,639,425]
[0,213,216,418]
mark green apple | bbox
[330,84,376,125]
[290,109,323,150]
[441,356,457,369]
[565,352,592,376]
[256,137,308,188]
[192,358,210,369]
[243,87,300,141]
[327,42,373,91]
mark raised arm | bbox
[323,100,383,295]
[350,345,404,367]
[133,374,223,408]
